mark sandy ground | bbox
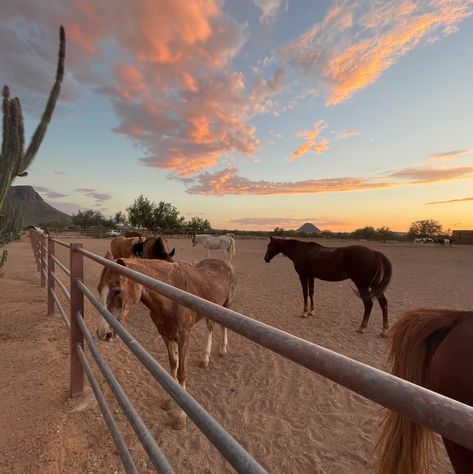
[1,235,472,473]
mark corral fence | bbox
[28,229,473,473]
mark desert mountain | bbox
[296,222,321,234]
[4,186,70,226]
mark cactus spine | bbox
[0,26,65,211]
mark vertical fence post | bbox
[70,243,84,397]
[40,233,46,287]
[47,236,55,315]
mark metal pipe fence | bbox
[28,229,473,473]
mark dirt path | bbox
[2,236,468,473]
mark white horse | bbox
[192,234,236,262]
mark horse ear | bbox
[170,248,175,257]
[116,258,127,267]
[105,251,114,260]
[269,236,274,241]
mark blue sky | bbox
[2,0,473,231]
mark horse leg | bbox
[161,338,179,411]
[298,275,309,318]
[355,287,373,334]
[219,324,228,356]
[173,333,191,430]
[200,319,213,368]
[308,277,315,316]
[376,294,389,338]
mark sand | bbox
[2,235,471,473]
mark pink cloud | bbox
[279,0,473,105]
[429,148,473,161]
[182,164,473,195]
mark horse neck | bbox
[278,239,303,261]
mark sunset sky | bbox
[2,0,473,231]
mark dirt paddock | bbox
[2,236,472,473]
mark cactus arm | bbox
[21,25,65,172]
[10,98,25,177]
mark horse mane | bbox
[132,240,144,258]
[376,309,461,474]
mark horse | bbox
[110,236,145,258]
[264,237,392,336]
[376,308,473,474]
[111,236,175,261]
[96,256,237,430]
[124,230,144,238]
[132,236,175,261]
[191,234,236,262]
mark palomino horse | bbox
[376,309,473,474]
[111,236,175,261]
[192,234,236,262]
[264,237,392,336]
[96,256,237,429]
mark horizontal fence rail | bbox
[80,248,473,453]
[28,229,473,474]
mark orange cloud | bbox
[182,164,473,195]
[280,0,473,105]
[426,196,473,205]
[290,120,329,160]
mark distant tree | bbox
[408,219,442,239]
[113,211,127,227]
[320,230,334,238]
[71,209,106,229]
[185,217,211,233]
[375,226,395,241]
[153,201,185,231]
[273,227,285,235]
[127,195,155,229]
[352,226,377,240]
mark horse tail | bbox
[376,309,460,474]
[230,237,236,256]
[366,252,392,300]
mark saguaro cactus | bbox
[0,26,65,211]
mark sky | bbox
[1,0,473,232]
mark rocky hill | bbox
[296,222,321,234]
[3,186,70,226]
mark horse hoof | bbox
[307,311,314,317]
[380,331,388,338]
[301,313,308,318]
[199,359,209,368]
[218,349,227,357]
[160,398,173,411]
[172,417,187,430]
[356,327,365,334]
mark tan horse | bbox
[96,256,237,429]
[110,236,144,258]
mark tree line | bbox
[40,195,212,233]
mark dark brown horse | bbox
[376,309,473,473]
[132,236,175,261]
[264,237,392,336]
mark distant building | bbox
[452,230,473,244]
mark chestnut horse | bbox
[132,236,175,260]
[96,257,237,429]
[264,237,392,336]
[376,309,473,473]
[111,236,175,261]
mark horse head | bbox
[96,258,142,341]
[264,236,282,263]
